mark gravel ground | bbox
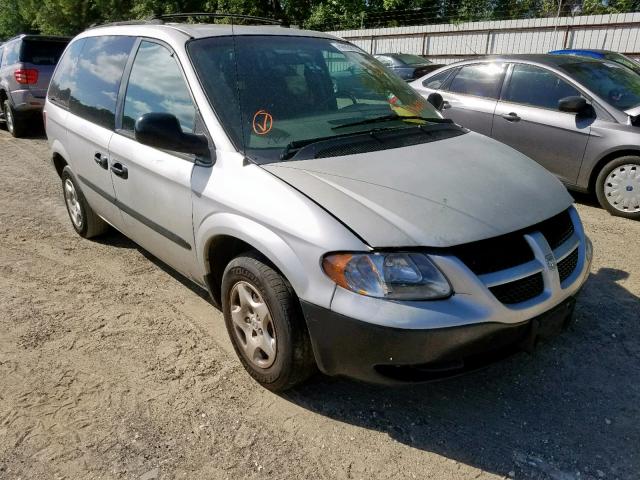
[0,126,638,480]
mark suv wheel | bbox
[222,253,316,391]
[61,166,109,238]
[3,99,26,138]
[595,156,640,220]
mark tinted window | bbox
[69,36,134,130]
[2,41,20,66]
[448,63,506,98]
[48,39,85,108]
[376,56,394,67]
[505,64,581,110]
[423,69,453,89]
[123,41,196,133]
[559,61,640,111]
[396,53,431,66]
[21,39,68,65]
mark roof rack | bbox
[154,13,283,26]
[88,19,163,29]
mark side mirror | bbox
[427,92,445,111]
[558,96,589,114]
[135,113,210,157]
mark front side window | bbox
[559,60,640,111]
[375,55,394,67]
[48,39,85,108]
[447,63,506,99]
[123,41,196,133]
[504,64,581,110]
[188,36,444,163]
[69,35,135,130]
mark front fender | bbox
[196,212,337,307]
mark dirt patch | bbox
[0,128,638,480]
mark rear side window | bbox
[504,64,581,110]
[2,41,20,66]
[20,39,68,65]
[447,63,506,99]
[69,36,135,130]
[49,39,85,108]
[122,41,196,133]
[423,69,453,89]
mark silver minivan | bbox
[0,34,69,137]
[411,55,640,220]
[45,19,592,391]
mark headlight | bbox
[322,252,452,300]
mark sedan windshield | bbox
[187,36,443,163]
[396,53,432,66]
[604,52,640,75]
[559,60,640,111]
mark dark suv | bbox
[0,34,69,137]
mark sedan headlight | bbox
[322,252,452,300]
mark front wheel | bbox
[221,253,316,391]
[595,156,640,220]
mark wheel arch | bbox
[197,214,309,307]
[589,148,640,193]
[50,141,71,178]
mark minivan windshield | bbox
[559,60,640,111]
[188,35,443,162]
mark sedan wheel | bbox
[603,164,640,214]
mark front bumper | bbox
[301,207,592,384]
[302,295,577,384]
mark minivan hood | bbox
[263,132,573,248]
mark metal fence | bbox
[329,12,640,64]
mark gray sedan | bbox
[411,54,640,220]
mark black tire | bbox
[222,252,316,391]
[3,99,27,138]
[61,166,109,238]
[595,156,640,220]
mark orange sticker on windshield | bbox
[252,110,273,135]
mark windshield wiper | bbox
[332,113,452,130]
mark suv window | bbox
[122,41,196,133]
[447,63,506,98]
[2,41,19,66]
[69,36,135,130]
[504,64,581,110]
[49,39,85,109]
[21,38,68,65]
[423,69,453,89]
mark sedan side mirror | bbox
[558,96,590,115]
[427,92,445,111]
[135,113,211,158]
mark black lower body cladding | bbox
[301,296,577,384]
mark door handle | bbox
[94,152,108,170]
[501,112,521,122]
[110,162,128,179]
